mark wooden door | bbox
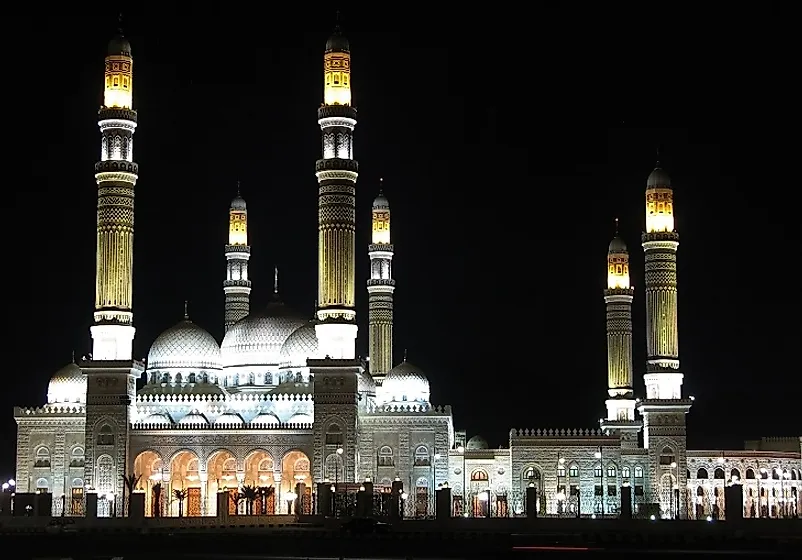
[186,487,201,516]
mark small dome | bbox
[286,412,313,425]
[143,413,172,425]
[231,195,247,211]
[215,413,244,426]
[608,236,627,253]
[178,412,209,426]
[47,363,87,404]
[147,319,222,371]
[466,435,488,450]
[358,370,376,395]
[271,381,312,395]
[382,361,430,404]
[647,165,671,188]
[326,29,350,53]
[280,323,320,367]
[221,301,306,367]
[251,412,281,426]
[373,192,389,210]
[108,34,131,56]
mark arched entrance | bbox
[245,450,275,514]
[133,450,163,517]
[207,449,237,515]
[170,451,201,516]
[281,450,311,514]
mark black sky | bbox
[4,9,798,478]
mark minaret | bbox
[223,185,252,331]
[637,161,692,518]
[314,25,358,359]
[367,182,395,384]
[600,222,641,447]
[90,26,139,361]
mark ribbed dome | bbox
[373,191,389,209]
[147,320,222,371]
[608,236,627,253]
[47,363,87,405]
[466,435,488,450]
[326,29,350,53]
[381,361,430,404]
[230,195,246,210]
[108,34,131,56]
[279,323,320,367]
[221,301,306,367]
[647,166,671,188]
[251,412,281,426]
[143,413,172,425]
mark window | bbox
[714,468,725,480]
[97,425,114,446]
[594,485,603,496]
[36,477,49,490]
[594,464,602,477]
[568,465,579,478]
[523,467,540,482]
[607,485,617,496]
[70,447,85,468]
[622,466,631,478]
[659,446,675,466]
[570,485,579,496]
[607,465,617,478]
[696,468,708,479]
[35,447,51,468]
[634,485,644,496]
[634,466,644,478]
[377,446,394,467]
[470,469,489,482]
[325,423,343,446]
[557,466,566,477]
[414,445,430,466]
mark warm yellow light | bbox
[645,187,675,233]
[372,210,390,244]
[104,55,133,109]
[607,254,631,289]
[229,210,247,245]
[324,52,351,106]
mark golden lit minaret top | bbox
[645,162,674,234]
[224,184,252,331]
[323,25,351,106]
[229,189,248,246]
[372,186,390,245]
[103,28,133,109]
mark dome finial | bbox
[403,348,408,362]
[184,300,189,320]
[655,145,662,169]
[71,350,76,364]
[118,12,124,35]
[379,177,383,195]
[615,217,619,235]
[236,179,241,197]
[274,267,279,295]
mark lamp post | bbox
[594,447,603,516]
[432,452,440,517]
[556,454,565,516]
[400,491,407,519]
[670,461,678,519]
[457,445,465,516]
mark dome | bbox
[286,412,313,425]
[279,323,320,367]
[47,363,87,404]
[147,319,222,371]
[373,191,389,210]
[143,413,172,425]
[647,165,671,188]
[358,370,376,395]
[215,413,244,426]
[108,34,131,56]
[231,195,246,211]
[608,236,627,253]
[178,412,208,426]
[382,361,430,404]
[271,381,312,395]
[326,29,350,53]
[251,412,281,426]
[466,435,488,450]
[221,301,306,367]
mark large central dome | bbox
[147,319,222,371]
[221,300,306,367]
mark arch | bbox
[568,463,579,478]
[606,463,617,478]
[414,445,430,466]
[34,446,51,468]
[71,477,83,488]
[696,468,709,479]
[244,449,275,487]
[745,468,755,479]
[634,465,644,478]
[286,412,312,425]
[730,468,741,481]
[96,454,116,517]
[97,424,115,446]
[70,445,85,468]
[325,453,345,482]
[594,464,603,477]
[470,468,489,482]
[377,445,394,467]
[522,466,541,481]
[415,476,428,487]
[325,422,344,446]
[36,477,49,490]
[659,446,676,466]
[622,466,631,479]
[281,450,311,514]
[133,450,163,484]
[714,467,725,479]
[659,472,676,518]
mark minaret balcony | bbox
[223,279,252,288]
[95,160,138,174]
[316,159,358,173]
[98,107,137,123]
[642,231,679,244]
[367,278,395,288]
[225,244,251,254]
[317,105,358,120]
[368,243,394,253]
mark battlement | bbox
[510,428,608,438]
[366,404,452,415]
[136,392,313,404]
[131,422,313,431]
[14,405,86,418]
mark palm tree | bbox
[121,473,141,517]
[152,482,163,517]
[239,485,258,515]
[173,489,187,517]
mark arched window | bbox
[324,453,344,481]
[556,464,566,477]
[523,467,540,482]
[771,469,780,480]
[622,466,631,478]
[634,465,644,479]
[730,468,741,480]
[745,468,755,479]
[696,468,708,479]
[71,478,83,488]
[188,373,196,383]
[414,445,430,466]
[714,468,725,479]
[377,446,394,467]
[97,425,114,446]
[415,476,428,487]
[36,477,49,490]
[35,447,51,468]
[96,454,115,494]
[659,446,675,466]
[568,465,579,478]
[258,458,273,474]
[70,446,85,468]
[607,464,617,478]
[470,469,489,482]
[594,464,602,477]
[325,423,344,446]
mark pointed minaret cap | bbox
[326,11,350,53]
[608,218,627,253]
[647,148,671,188]
[183,300,190,321]
[231,180,247,210]
[108,13,132,56]
[373,178,389,209]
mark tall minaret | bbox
[367,183,395,384]
[90,27,139,360]
[600,222,641,447]
[314,25,358,359]
[224,185,252,331]
[637,161,692,518]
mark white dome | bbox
[47,363,87,404]
[221,301,306,367]
[215,413,244,426]
[466,435,488,450]
[143,413,172,425]
[178,412,209,425]
[286,412,313,425]
[251,412,281,426]
[279,323,320,367]
[381,361,430,404]
[147,319,222,371]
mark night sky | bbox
[4,9,797,478]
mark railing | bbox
[131,422,313,430]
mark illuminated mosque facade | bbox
[13,28,802,520]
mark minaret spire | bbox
[315,22,358,359]
[223,186,252,331]
[367,183,395,383]
[274,267,279,294]
[184,300,189,320]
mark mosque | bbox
[12,27,802,521]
